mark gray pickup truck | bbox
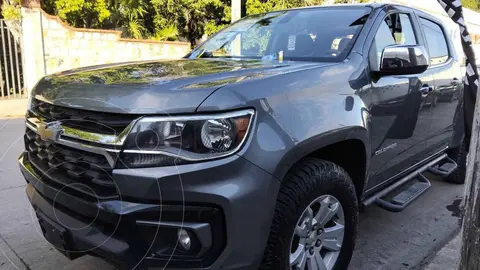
[19,3,465,270]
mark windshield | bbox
[188,6,371,62]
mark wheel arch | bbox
[274,126,370,200]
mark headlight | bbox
[118,109,254,168]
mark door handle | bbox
[451,78,459,86]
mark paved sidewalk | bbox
[424,233,461,270]
[0,99,28,118]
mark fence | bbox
[0,19,24,99]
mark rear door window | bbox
[420,18,450,65]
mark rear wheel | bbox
[260,158,358,270]
[446,138,467,184]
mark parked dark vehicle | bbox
[19,3,465,270]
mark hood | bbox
[32,58,322,114]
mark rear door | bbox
[367,10,435,190]
[417,16,463,154]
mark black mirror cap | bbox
[377,45,430,76]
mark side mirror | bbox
[378,45,429,76]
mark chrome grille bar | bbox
[25,116,140,167]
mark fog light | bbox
[177,229,191,250]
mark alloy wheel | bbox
[289,195,345,270]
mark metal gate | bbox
[0,19,24,99]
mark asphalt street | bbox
[0,118,463,270]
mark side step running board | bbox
[363,154,447,212]
[374,174,430,212]
[428,156,458,177]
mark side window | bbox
[397,14,417,45]
[371,20,395,66]
[370,13,418,69]
[420,18,449,65]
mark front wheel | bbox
[260,159,358,270]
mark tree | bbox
[149,0,230,47]
[106,0,149,38]
[45,0,111,28]
[462,0,480,11]
[334,0,370,3]
[1,0,22,20]
[151,24,179,41]
[245,0,325,15]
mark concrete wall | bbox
[21,7,46,94]
[20,7,191,93]
[40,11,190,75]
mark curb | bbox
[0,115,25,119]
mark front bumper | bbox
[19,152,280,269]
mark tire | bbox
[446,138,467,184]
[260,158,358,270]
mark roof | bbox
[256,3,440,19]
[319,3,385,8]
[271,3,386,12]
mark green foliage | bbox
[334,0,369,3]
[245,0,325,15]
[106,0,149,38]
[151,24,179,41]
[245,0,275,15]
[205,21,227,36]
[1,0,22,20]
[242,28,271,55]
[125,18,146,38]
[463,0,480,11]
[53,0,111,28]
[144,0,232,46]
[180,0,231,46]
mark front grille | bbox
[30,99,139,135]
[25,129,118,200]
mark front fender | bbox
[272,126,370,180]
[196,59,371,182]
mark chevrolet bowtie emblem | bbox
[37,121,63,141]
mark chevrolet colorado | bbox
[19,3,465,270]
